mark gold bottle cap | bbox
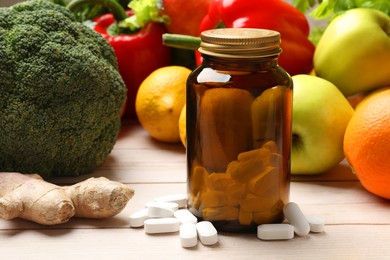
[199,28,282,59]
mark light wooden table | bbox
[1,120,390,260]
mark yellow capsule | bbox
[203,206,239,221]
[238,147,272,164]
[226,182,246,200]
[202,189,240,208]
[230,157,265,184]
[191,191,203,210]
[190,166,209,196]
[239,209,253,225]
[237,148,261,162]
[226,160,239,175]
[202,190,227,208]
[226,194,240,207]
[262,140,278,153]
[246,166,276,195]
[252,211,277,224]
[240,193,280,212]
[269,152,283,167]
[207,173,234,191]
[252,200,285,224]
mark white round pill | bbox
[306,215,325,233]
[144,218,180,234]
[257,224,295,240]
[283,202,310,236]
[196,221,218,246]
[180,223,198,248]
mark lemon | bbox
[136,66,191,143]
[179,104,186,147]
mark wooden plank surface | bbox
[1,120,390,259]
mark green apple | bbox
[314,8,390,97]
[291,75,354,175]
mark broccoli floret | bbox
[0,0,127,178]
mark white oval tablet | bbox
[257,224,294,240]
[129,208,149,228]
[283,202,310,236]
[196,221,218,246]
[180,223,198,248]
[154,194,187,208]
[145,201,179,212]
[147,205,175,218]
[174,209,198,224]
[144,218,180,234]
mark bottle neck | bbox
[201,54,280,70]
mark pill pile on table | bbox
[129,194,325,248]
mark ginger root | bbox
[0,172,134,225]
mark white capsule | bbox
[147,205,175,218]
[306,215,325,233]
[180,223,198,248]
[196,221,218,246]
[145,201,179,212]
[154,194,187,208]
[144,218,180,234]
[174,209,198,224]
[129,208,150,228]
[257,224,295,240]
[283,202,310,236]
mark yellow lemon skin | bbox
[135,66,191,143]
[179,104,186,147]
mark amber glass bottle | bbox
[186,28,293,232]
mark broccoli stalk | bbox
[0,0,127,178]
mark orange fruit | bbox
[135,66,191,143]
[344,87,390,199]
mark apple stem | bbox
[292,133,303,150]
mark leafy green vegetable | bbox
[293,0,320,15]
[53,0,131,22]
[293,0,390,21]
[308,26,326,45]
[0,0,127,178]
[119,0,169,31]
[292,0,390,45]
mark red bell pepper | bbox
[67,0,171,118]
[161,0,211,36]
[198,0,315,75]
[94,12,171,118]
